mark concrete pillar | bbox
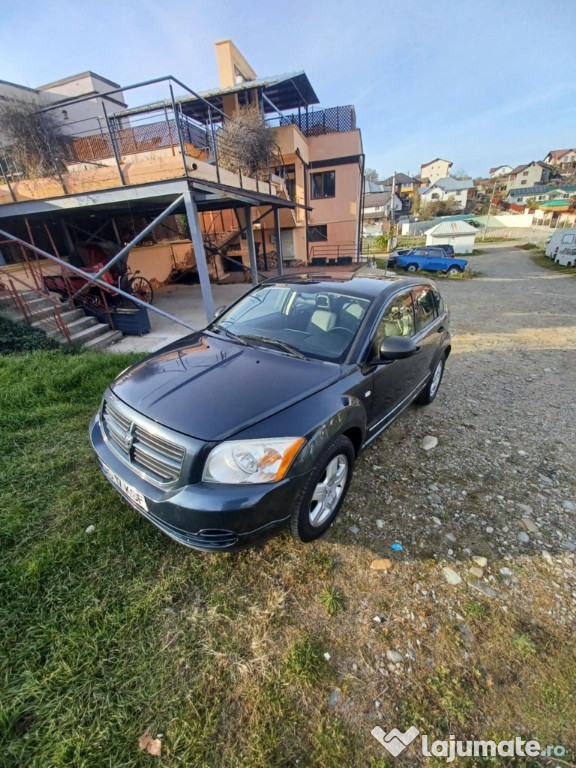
[244,205,258,287]
[183,188,215,323]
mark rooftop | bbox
[425,220,477,236]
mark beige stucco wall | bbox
[215,40,257,89]
[421,160,452,183]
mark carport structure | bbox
[0,176,300,330]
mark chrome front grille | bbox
[102,399,185,484]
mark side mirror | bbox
[214,305,227,318]
[379,336,419,360]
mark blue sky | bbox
[1,0,575,178]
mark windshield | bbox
[209,283,373,362]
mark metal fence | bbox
[268,106,356,136]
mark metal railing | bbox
[309,242,358,263]
[0,75,285,195]
[267,106,356,137]
[0,271,72,342]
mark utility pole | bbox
[389,171,396,251]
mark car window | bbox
[431,289,445,315]
[561,235,575,244]
[220,285,290,324]
[372,290,415,353]
[413,286,438,331]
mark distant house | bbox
[507,161,552,191]
[380,172,419,200]
[507,185,576,206]
[419,177,474,210]
[489,165,512,178]
[424,220,477,254]
[420,158,452,184]
[544,149,576,173]
[363,191,403,235]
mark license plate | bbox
[100,461,148,511]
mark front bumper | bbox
[90,412,308,552]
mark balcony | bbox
[267,106,356,137]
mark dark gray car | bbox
[90,274,451,551]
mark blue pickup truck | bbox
[396,247,468,275]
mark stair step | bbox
[69,323,112,345]
[24,296,53,310]
[31,308,86,330]
[82,330,123,350]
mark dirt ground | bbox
[313,246,576,762]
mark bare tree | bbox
[0,102,66,180]
[364,167,380,183]
[217,104,277,177]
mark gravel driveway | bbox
[337,245,576,567]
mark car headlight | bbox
[202,437,306,484]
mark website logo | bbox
[371,726,420,756]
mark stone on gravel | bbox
[485,526,494,534]
[421,435,438,451]
[429,493,442,505]
[469,566,484,578]
[521,517,538,533]
[370,558,392,571]
[376,519,385,529]
[472,556,488,568]
[442,567,463,585]
[499,567,513,577]
[349,526,360,534]
[432,516,442,525]
[386,650,403,663]
[85,525,95,535]
[518,531,530,544]
[542,551,553,563]
[469,579,498,598]
[517,503,533,516]
[562,500,575,511]
[445,532,456,543]
[328,689,340,708]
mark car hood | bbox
[111,332,341,441]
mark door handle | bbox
[437,325,445,333]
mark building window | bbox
[308,225,328,242]
[311,171,336,199]
[522,170,529,176]
[520,180,527,185]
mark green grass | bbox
[316,584,345,616]
[1,349,576,766]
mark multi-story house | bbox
[506,161,553,191]
[0,40,364,340]
[420,158,452,184]
[544,149,576,174]
[419,177,474,211]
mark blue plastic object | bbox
[391,543,403,551]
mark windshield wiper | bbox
[240,335,307,359]
[209,326,251,346]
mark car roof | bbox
[261,272,436,298]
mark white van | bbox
[545,229,576,265]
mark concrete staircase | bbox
[0,289,123,350]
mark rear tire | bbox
[406,263,418,273]
[415,354,445,405]
[289,435,355,543]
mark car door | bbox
[425,248,447,271]
[412,284,443,374]
[365,289,420,432]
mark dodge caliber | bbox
[90,274,451,551]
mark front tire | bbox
[415,354,445,405]
[447,265,461,276]
[289,435,355,543]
